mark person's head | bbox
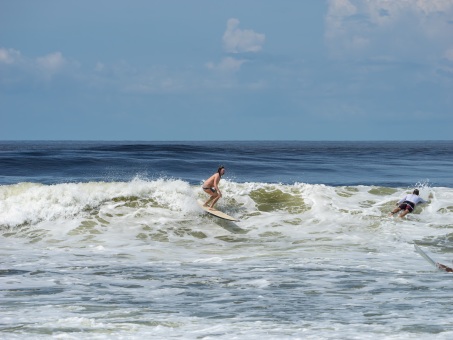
[218,165,225,176]
[413,189,419,195]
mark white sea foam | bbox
[1,179,453,339]
[1,179,451,256]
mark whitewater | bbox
[1,141,453,339]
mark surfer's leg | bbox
[204,196,214,206]
[398,209,410,218]
[389,207,401,216]
[209,195,221,209]
[203,188,218,207]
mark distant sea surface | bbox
[1,141,453,339]
[1,140,452,187]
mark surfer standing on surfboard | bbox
[389,189,429,218]
[202,166,225,210]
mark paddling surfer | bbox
[389,189,429,218]
[202,166,225,210]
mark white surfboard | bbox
[414,244,436,267]
[197,200,238,222]
[414,243,453,273]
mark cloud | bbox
[95,62,105,72]
[205,19,263,79]
[223,18,265,53]
[0,48,22,64]
[36,52,66,74]
[0,48,80,90]
[206,57,246,73]
[445,47,453,62]
[0,47,196,94]
[0,48,68,76]
[325,0,453,60]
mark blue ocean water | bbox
[1,141,453,339]
[1,140,452,187]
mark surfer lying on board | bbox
[389,189,429,218]
[202,166,225,210]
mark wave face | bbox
[1,178,449,238]
[2,141,453,339]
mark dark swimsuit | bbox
[399,200,415,212]
[202,187,216,193]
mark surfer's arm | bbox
[414,197,429,205]
[213,174,222,196]
[397,196,406,205]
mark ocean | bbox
[1,140,453,339]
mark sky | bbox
[1,0,452,141]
